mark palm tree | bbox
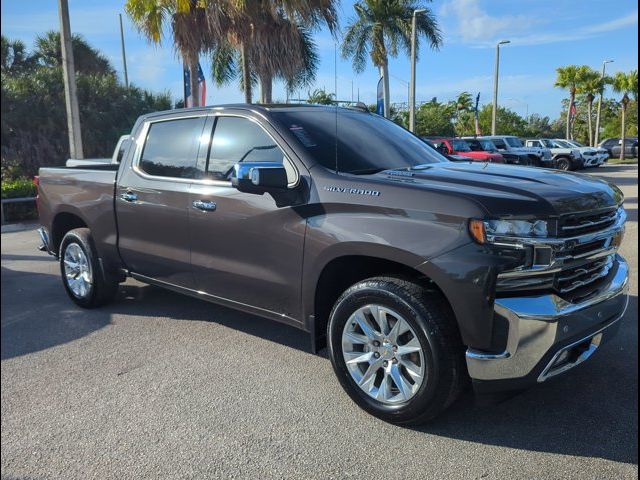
[453,91,472,136]
[208,0,337,104]
[611,70,638,160]
[126,0,213,106]
[307,88,335,104]
[578,69,606,146]
[211,16,319,104]
[342,0,441,118]
[555,65,592,139]
[34,31,114,75]
[1,36,38,74]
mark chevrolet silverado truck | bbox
[36,105,629,425]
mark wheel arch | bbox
[307,252,454,354]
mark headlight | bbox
[469,219,549,244]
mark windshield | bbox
[555,140,573,148]
[272,109,447,174]
[452,139,471,152]
[479,139,497,151]
[506,137,524,148]
[539,139,554,148]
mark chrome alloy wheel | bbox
[341,305,425,404]
[63,243,92,298]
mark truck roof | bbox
[139,103,370,122]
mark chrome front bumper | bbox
[466,254,629,385]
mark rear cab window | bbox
[139,116,207,179]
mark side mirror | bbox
[231,162,288,194]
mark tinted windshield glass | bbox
[570,140,585,147]
[272,109,447,174]
[452,139,471,151]
[555,140,572,148]
[479,139,496,151]
[506,137,524,147]
[540,139,554,148]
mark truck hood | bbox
[376,162,624,217]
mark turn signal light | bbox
[469,219,486,244]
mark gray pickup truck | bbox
[36,105,629,424]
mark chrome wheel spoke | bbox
[369,305,389,336]
[344,351,373,365]
[354,311,379,340]
[396,337,422,356]
[388,317,410,344]
[389,363,412,400]
[400,358,423,383]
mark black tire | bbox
[556,157,572,171]
[59,228,118,308]
[327,276,466,425]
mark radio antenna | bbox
[334,42,339,174]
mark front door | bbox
[116,114,208,288]
[189,114,307,322]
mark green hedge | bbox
[1,177,37,199]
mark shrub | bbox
[1,177,36,199]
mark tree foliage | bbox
[1,34,171,179]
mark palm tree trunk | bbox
[260,75,272,104]
[240,41,252,104]
[587,99,593,147]
[566,93,574,139]
[190,59,200,107]
[380,63,390,118]
[620,103,626,161]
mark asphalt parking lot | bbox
[1,165,638,479]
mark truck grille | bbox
[559,208,618,237]
[555,256,613,294]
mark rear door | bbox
[189,113,307,322]
[116,113,208,287]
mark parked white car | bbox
[553,139,609,167]
[525,139,582,171]
[480,136,555,168]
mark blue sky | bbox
[1,0,637,118]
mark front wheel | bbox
[327,277,466,425]
[556,157,572,171]
[59,228,118,308]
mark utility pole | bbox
[409,9,425,133]
[119,13,129,88]
[58,0,83,159]
[594,59,614,146]
[491,40,510,136]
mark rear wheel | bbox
[327,277,466,425]
[59,228,118,308]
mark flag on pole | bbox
[184,62,206,107]
[474,92,481,136]
[376,77,384,116]
[569,101,577,121]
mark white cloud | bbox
[441,0,638,47]
[440,0,532,43]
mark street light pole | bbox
[594,59,613,146]
[118,13,129,88]
[409,8,425,133]
[491,40,510,136]
[58,0,83,159]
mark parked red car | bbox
[431,138,504,163]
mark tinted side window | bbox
[207,116,286,180]
[493,139,507,149]
[140,117,206,179]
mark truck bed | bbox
[37,166,120,264]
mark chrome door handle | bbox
[120,191,138,202]
[192,200,217,212]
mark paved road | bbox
[1,165,638,479]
